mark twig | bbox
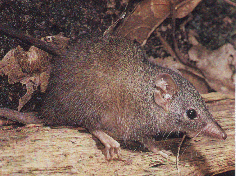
[224,0,236,7]
[155,31,178,59]
[170,0,189,66]
[176,134,186,175]
[0,24,63,56]
[104,2,129,37]
[169,1,206,77]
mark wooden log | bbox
[0,99,234,175]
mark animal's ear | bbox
[154,73,178,111]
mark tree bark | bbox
[0,99,234,175]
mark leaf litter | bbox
[0,34,69,111]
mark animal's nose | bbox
[202,122,227,140]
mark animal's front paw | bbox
[91,130,121,160]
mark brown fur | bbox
[39,37,226,143]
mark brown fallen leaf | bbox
[39,66,51,93]
[18,76,39,111]
[188,33,236,96]
[18,46,51,74]
[0,46,52,111]
[0,34,69,111]
[18,66,51,111]
[115,0,202,45]
[0,46,27,84]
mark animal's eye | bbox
[186,109,197,120]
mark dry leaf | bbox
[18,76,39,111]
[115,0,202,45]
[0,46,27,84]
[0,33,69,110]
[17,65,50,111]
[188,35,236,96]
[0,46,53,110]
[39,66,51,93]
[18,46,52,74]
[175,0,202,18]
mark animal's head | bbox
[153,73,227,140]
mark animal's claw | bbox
[91,130,121,160]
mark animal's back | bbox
[40,37,158,140]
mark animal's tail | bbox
[0,108,42,125]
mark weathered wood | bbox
[0,99,234,175]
